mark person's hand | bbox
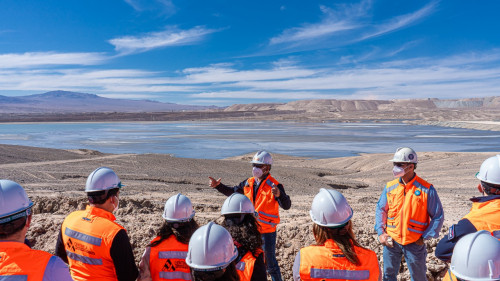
[271,183,280,197]
[415,237,425,246]
[378,233,393,247]
[208,177,221,188]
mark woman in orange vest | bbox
[293,188,381,281]
[221,193,267,281]
[138,193,199,281]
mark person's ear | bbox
[26,214,32,229]
[478,183,484,193]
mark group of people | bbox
[1,148,500,281]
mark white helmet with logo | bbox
[221,193,255,215]
[162,193,195,222]
[450,230,500,281]
[250,151,273,165]
[185,222,238,271]
[85,167,122,192]
[0,180,34,224]
[310,188,353,227]
[389,147,418,163]
[476,155,500,185]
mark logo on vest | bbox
[414,190,421,196]
[162,259,175,272]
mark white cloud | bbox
[109,26,218,55]
[124,0,176,16]
[190,91,330,100]
[0,52,108,68]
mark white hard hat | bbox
[221,193,255,215]
[450,230,500,281]
[250,151,273,165]
[85,167,122,192]
[310,188,353,227]
[476,155,500,185]
[0,180,34,224]
[186,222,238,271]
[162,193,195,222]
[389,147,418,163]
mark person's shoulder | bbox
[414,175,433,189]
[385,178,400,188]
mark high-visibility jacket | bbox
[235,249,263,281]
[442,269,457,281]
[297,239,380,281]
[463,197,500,238]
[384,175,432,245]
[244,175,280,233]
[0,241,52,280]
[149,235,191,281]
[61,205,124,281]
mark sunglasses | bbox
[252,164,264,168]
[393,163,410,167]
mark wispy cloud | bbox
[124,0,176,16]
[109,26,218,55]
[265,0,437,55]
[0,52,108,68]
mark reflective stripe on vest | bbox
[67,251,103,265]
[463,198,500,237]
[0,242,53,281]
[385,175,432,245]
[310,268,370,280]
[149,235,191,281]
[244,175,280,233]
[0,276,28,281]
[61,206,124,281]
[299,240,379,281]
[236,261,246,271]
[159,271,191,280]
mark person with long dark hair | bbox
[138,193,199,281]
[186,222,240,281]
[221,193,267,281]
[293,188,381,281]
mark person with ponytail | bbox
[293,188,381,281]
[138,193,199,281]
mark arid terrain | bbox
[0,143,493,280]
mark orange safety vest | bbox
[0,241,53,280]
[244,175,280,233]
[235,249,263,281]
[442,269,457,281]
[385,175,432,245]
[61,205,125,281]
[463,198,500,238]
[149,235,191,281]
[298,239,380,281]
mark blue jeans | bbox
[262,231,282,281]
[383,241,427,281]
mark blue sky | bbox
[1,0,499,106]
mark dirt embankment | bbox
[0,144,492,281]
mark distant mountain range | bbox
[0,91,220,113]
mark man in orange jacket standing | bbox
[209,150,291,281]
[55,167,138,281]
[375,147,444,281]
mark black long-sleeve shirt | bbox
[215,173,292,210]
[55,228,139,281]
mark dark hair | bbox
[87,188,120,205]
[481,181,500,195]
[222,214,262,257]
[312,221,366,265]
[149,219,199,247]
[191,262,240,281]
[0,216,28,239]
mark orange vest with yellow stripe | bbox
[385,175,432,245]
[235,249,263,281]
[298,240,380,281]
[463,198,500,238]
[61,205,124,281]
[149,235,191,281]
[244,175,280,233]
[0,241,53,280]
